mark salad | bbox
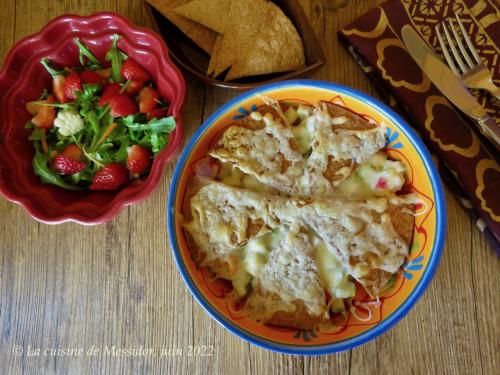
[25,34,176,190]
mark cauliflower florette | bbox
[54,110,84,136]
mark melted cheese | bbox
[291,117,315,155]
[218,162,278,194]
[336,152,406,199]
[232,229,280,296]
[313,237,355,299]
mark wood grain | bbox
[0,1,498,374]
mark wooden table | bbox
[0,1,498,374]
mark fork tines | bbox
[435,14,482,75]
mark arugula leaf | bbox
[29,128,44,141]
[40,58,61,78]
[73,38,102,70]
[150,132,167,153]
[33,144,82,190]
[95,150,115,164]
[105,34,128,83]
[77,84,101,103]
[86,110,100,134]
[114,136,130,162]
[89,110,114,152]
[122,115,176,133]
[39,89,49,100]
[121,115,176,154]
[71,160,100,184]
[98,105,110,120]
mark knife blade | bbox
[401,25,500,147]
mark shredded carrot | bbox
[40,129,48,153]
[97,122,117,146]
[97,68,111,79]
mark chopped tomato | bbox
[31,95,56,129]
[124,80,144,96]
[53,74,67,103]
[138,87,159,113]
[191,156,220,178]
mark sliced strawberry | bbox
[146,107,166,121]
[90,163,129,191]
[63,72,82,101]
[138,87,159,113]
[53,74,67,103]
[124,80,144,96]
[121,58,150,81]
[126,144,151,174]
[80,70,105,84]
[52,144,86,175]
[31,95,56,129]
[108,94,137,117]
[99,83,122,106]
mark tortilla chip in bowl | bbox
[146,0,325,90]
[167,80,445,354]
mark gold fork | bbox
[435,14,500,100]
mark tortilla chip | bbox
[360,203,415,297]
[320,101,376,131]
[174,0,230,34]
[146,0,217,54]
[268,300,330,330]
[209,0,268,77]
[361,269,393,298]
[207,34,224,76]
[225,1,305,81]
[387,203,415,246]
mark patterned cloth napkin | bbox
[338,0,500,255]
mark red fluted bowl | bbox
[0,12,185,225]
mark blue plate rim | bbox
[167,79,446,355]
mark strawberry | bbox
[52,144,86,175]
[80,70,105,84]
[107,94,137,117]
[121,58,150,81]
[31,95,56,129]
[53,74,67,103]
[90,163,129,191]
[138,87,159,113]
[126,144,151,174]
[63,72,82,101]
[99,83,121,106]
[124,80,144,96]
[146,107,166,121]
[99,83,122,107]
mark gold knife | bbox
[401,25,500,149]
